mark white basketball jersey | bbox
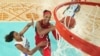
[15,37,30,56]
[64,4,79,17]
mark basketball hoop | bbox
[53,1,100,56]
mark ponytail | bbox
[5,31,15,42]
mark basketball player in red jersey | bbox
[35,10,58,56]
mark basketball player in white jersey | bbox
[60,0,80,28]
[5,21,47,56]
[63,0,80,17]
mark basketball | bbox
[60,16,76,28]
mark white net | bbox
[52,30,83,56]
